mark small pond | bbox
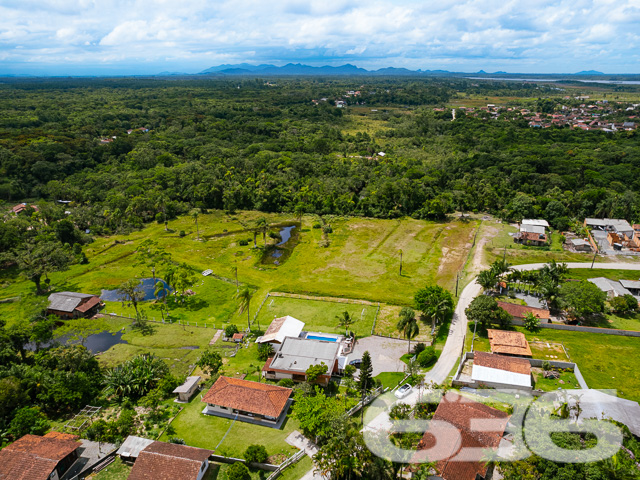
[271,225,296,259]
[101,278,172,302]
[25,330,128,354]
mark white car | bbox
[394,383,412,399]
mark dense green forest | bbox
[0,76,639,252]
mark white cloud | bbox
[0,0,638,73]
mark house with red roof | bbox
[201,376,292,428]
[0,432,81,480]
[47,291,103,319]
[127,440,213,480]
[413,391,509,480]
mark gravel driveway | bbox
[348,336,410,376]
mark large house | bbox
[413,391,510,480]
[515,219,548,246]
[127,440,213,480]
[262,336,341,386]
[0,432,80,480]
[471,351,533,391]
[202,376,292,427]
[487,329,532,357]
[258,315,305,345]
[47,292,102,319]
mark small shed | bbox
[173,376,201,403]
[232,332,246,343]
[570,238,592,252]
[116,435,155,461]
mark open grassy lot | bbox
[567,268,640,282]
[255,295,377,337]
[80,316,219,375]
[0,211,480,328]
[521,327,640,401]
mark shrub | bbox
[523,312,540,332]
[322,225,333,234]
[225,324,239,338]
[413,343,426,355]
[169,437,185,444]
[313,222,321,229]
[9,406,49,439]
[278,378,294,388]
[257,343,274,361]
[244,444,269,464]
[343,364,356,378]
[238,239,248,246]
[227,462,251,480]
[417,347,437,367]
[179,230,186,237]
[542,360,551,371]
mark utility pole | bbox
[470,319,478,352]
[234,266,238,291]
[399,249,403,276]
[590,250,597,269]
[455,272,459,296]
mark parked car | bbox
[349,358,362,368]
[394,383,412,399]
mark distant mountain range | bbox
[195,63,610,77]
[198,63,474,76]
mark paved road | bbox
[298,261,640,478]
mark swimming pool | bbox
[306,335,338,342]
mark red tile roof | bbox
[75,295,101,313]
[496,301,550,320]
[128,441,213,480]
[0,433,80,480]
[202,376,292,418]
[473,351,531,375]
[414,392,509,480]
[232,332,246,341]
[487,329,532,357]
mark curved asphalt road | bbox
[424,261,640,385]
[304,262,640,478]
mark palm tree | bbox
[193,212,200,240]
[235,287,254,332]
[397,307,419,353]
[255,217,268,246]
[335,311,355,335]
[477,269,497,292]
[154,280,169,303]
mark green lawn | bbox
[255,295,377,337]
[87,457,131,480]
[278,455,314,480]
[521,327,640,402]
[533,369,581,392]
[374,372,406,389]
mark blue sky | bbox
[1,0,639,75]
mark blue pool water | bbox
[306,335,338,342]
